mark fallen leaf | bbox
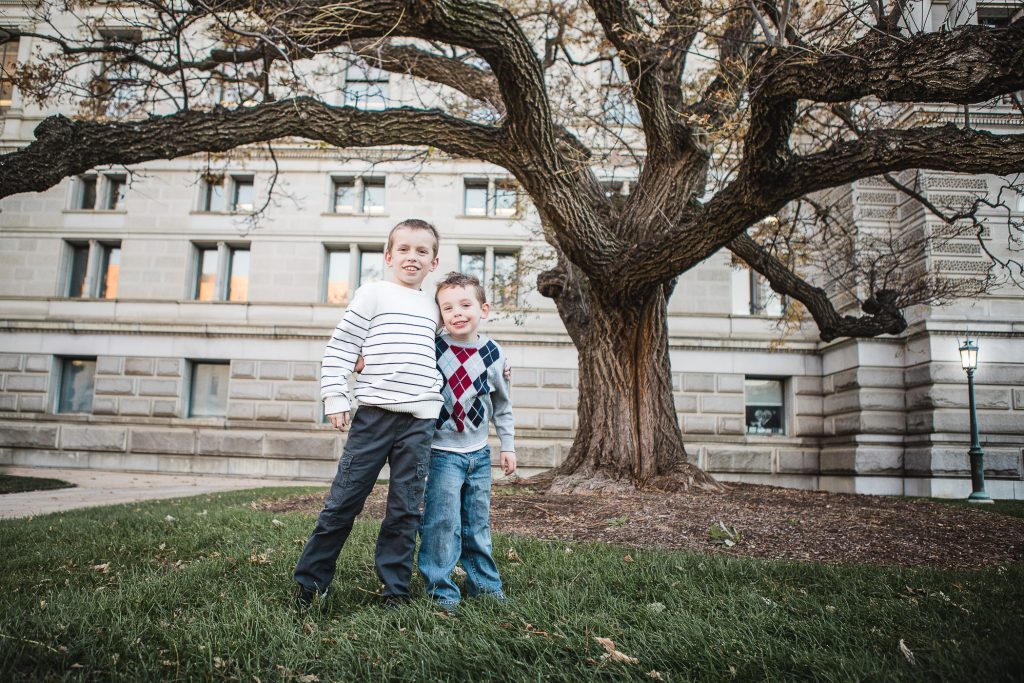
[899,639,915,665]
[249,550,271,566]
[506,547,522,563]
[92,563,110,574]
[623,554,634,563]
[164,515,177,523]
[647,671,664,680]
[272,519,285,527]
[297,675,319,682]
[595,637,639,665]
[648,602,666,614]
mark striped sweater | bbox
[321,280,443,420]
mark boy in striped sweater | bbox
[294,219,444,609]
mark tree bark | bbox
[542,273,723,494]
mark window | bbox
[64,240,122,298]
[192,242,250,301]
[104,174,127,210]
[359,248,384,286]
[343,59,389,110]
[458,248,521,307]
[189,362,229,417]
[57,358,96,414]
[745,378,785,435]
[330,176,386,214]
[92,28,144,118]
[74,173,126,211]
[227,247,249,302]
[199,174,254,213]
[731,263,784,316]
[230,176,254,212]
[324,248,351,305]
[1,36,19,108]
[463,178,519,217]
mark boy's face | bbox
[437,285,489,342]
[384,227,439,289]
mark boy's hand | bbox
[500,451,517,476]
[328,412,351,432]
[354,355,365,373]
[503,360,511,383]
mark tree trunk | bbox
[543,276,724,494]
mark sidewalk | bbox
[0,466,325,520]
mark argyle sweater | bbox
[433,334,515,453]
[320,280,443,420]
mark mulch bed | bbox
[263,482,1024,570]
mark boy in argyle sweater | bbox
[418,272,516,612]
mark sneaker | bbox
[434,600,459,616]
[294,584,324,610]
[378,594,411,610]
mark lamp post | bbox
[958,334,992,504]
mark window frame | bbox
[462,178,521,218]
[343,59,390,110]
[198,173,255,213]
[187,360,230,418]
[55,356,97,414]
[743,376,787,437]
[0,35,19,108]
[329,175,387,215]
[191,241,251,301]
[63,239,123,299]
[456,246,522,308]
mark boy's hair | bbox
[436,271,487,305]
[387,219,440,257]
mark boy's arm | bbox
[490,353,516,473]
[321,287,375,425]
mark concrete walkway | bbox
[0,466,325,520]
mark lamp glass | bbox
[959,339,978,370]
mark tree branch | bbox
[728,233,907,342]
[0,99,509,198]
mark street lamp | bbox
[958,334,992,504]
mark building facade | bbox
[1,1,1022,498]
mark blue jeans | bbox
[418,446,504,607]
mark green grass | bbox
[0,474,74,495]
[915,497,1024,520]
[1,488,1022,682]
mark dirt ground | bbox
[264,481,1024,570]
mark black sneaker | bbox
[294,584,323,610]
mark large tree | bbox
[1,1,1022,492]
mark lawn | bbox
[2,488,1021,682]
[0,474,74,495]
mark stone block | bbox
[190,455,229,475]
[18,396,46,412]
[557,391,578,410]
[289,404,316,423]
[260,361,290,380]
[120,398,152,416]
[829,368,859,392]
[257,404,289,421]
[793,376,823,396]
[61,426,127,452]
[156,358,184,377]
[292,362,318,381]
[131,429,196,455]
[0,394,16,411]
[700,394,745,414]
[539,412,574,430]
[510,368,538,387]
[227,403,255,420]
[266,458,301,478]
[793,395,822,416]
[11,449,87,468]
[924,386,1010,411]
[673,394,698,412]
[275,382,318,402]
[228,457,268,477]
[515,442,561,468]
[199,432,263,456]
[0,424,59,448]
[705,448,772,474]
[125,358,155,376]
[716,374,744,394]
[1014,388,1024,410]
[777,450,819,474]
[96,356,123,374]
[299,459,337,480]
[232,360,257,379]
[7,375,47,392]
[157,455,196,474]
[152,400,179,417]
[792,416,824,436]
[24,355,50,373]
[138,379,179,397]
[264,434,338,460]
[684,373,715,392]
[858,367,905,389]
[671,373,682,391]
[95,377,134,396]
[511,389,557,409]
[832,412,905,435]
[542,369,574,388]
[514,409,539,429]
[717,416,745,435]
[0,355,23,371]
[230,381,272,401]
[683,415,716,435]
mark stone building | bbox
[1,1,1022,498]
